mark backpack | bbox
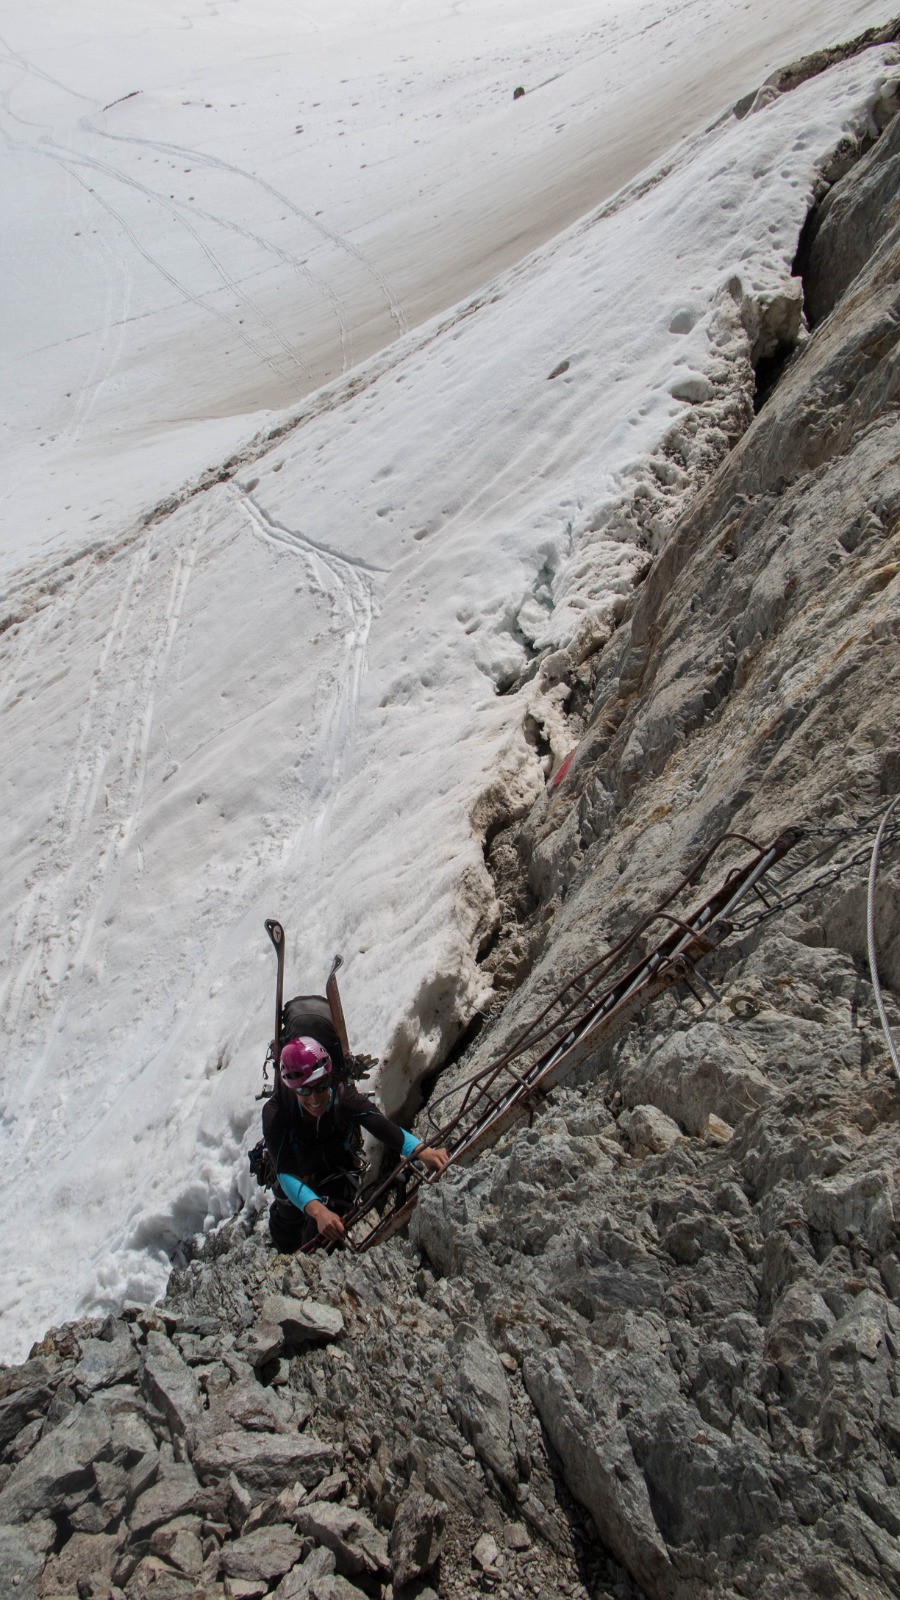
[248,1138,276,1189]
[249,994,375,1190]
[281,994,347,1079]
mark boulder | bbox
[148,1518,205,1576]
[273,1547,336,1599]
[619,1024,773,1135]
[0,1518,56,1599]
[293,1503,390,1576]
[472,1530,500,1571]
[201,1375,295,1437]
[219,1523,305,1582]
[235,1321,285,1369]
[618,1103,683,1153]
[0,1374,56,1452]
[72,1326,140,1396]
[192,1430,335,1494]
[259,1295,345,1344]
[388,1487,447,1588]
[805,1168,895,1256]
[128,1461,206,1537]
[446,1336,517,1490]
[0,1398,113,1523]
[122,1553,197,1598]
[140,1333,202,1449]
[37,1529,123,1595]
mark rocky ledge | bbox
[2,33,900,1600]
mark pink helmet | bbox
[280,1036,332,1090]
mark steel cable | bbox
[867,795,900,1080]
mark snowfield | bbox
[1,0,898,1360]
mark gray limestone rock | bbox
[629,1398,787,1549]
[272,1547,337,1599]
[472,1529,500,1571]
[293,1503,390,1576]
[140,1332,202,1450]
[73,1326,140,1396]
[0,1369,58,1452]
[235,1320,285,1368]
[218,1522,305,1582]
[524,1349,673,1599]
[409,1182,491,1279]
[0,1518,56,1600]
[201,1373,296,1437]
[259,1295,345,1343]
[0,1396,113,1523]
[284,1578,370,1600]
[445,1334,517,1491]
[618,1103,683,1153]
[618,1022,773,1135]
[122,1553,197,1598]
[804,111,900,324]
[128,1460,206,1537]
[38,1529,124,1595]
[805,1167,896,1255]
[148,1518,205,1576]
[388,1487,447,1588]
[192,1429,335,1493]
[241,1481,306,1534]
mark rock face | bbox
[2,43,899,1600]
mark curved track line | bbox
[90,121,408,338]
[230,485,379,827]
[0,32,95,104]
[177,194,349,374]
[0,36,351,377]
[31,143,298,384]
[51,139,310,381]
[0,106,298,385]
[237,489,388,576]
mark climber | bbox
[263,1037,449,1250]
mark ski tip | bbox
[265,919,284,946]
[328,953,344,978]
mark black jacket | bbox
[262,1080,409,1192]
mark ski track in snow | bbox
[48,135,321,382]
[0,519,200,1127]
[0,563,96,1041]
[73,527,198,968]
[232,484,379,821]
[54,169,133,453]
[89,121,409,342]
[0,35,325,396]
[81,121,356,371]
[0,30,94,108]
[40,143,303,388]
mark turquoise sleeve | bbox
[401,1130,423,1160]
[278,1172,321,1211]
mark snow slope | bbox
[1,0,898,1360]
[1,0,892,578]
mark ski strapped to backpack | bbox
[264,918,286,1071]
[326,954,351,1060]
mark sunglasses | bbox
[293,1077,331,1098]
